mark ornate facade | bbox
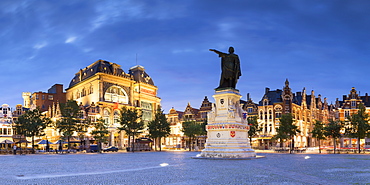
[64,60,161,148]
[164,97,212,150]
[256,79,334,149]
[334,87,370,148]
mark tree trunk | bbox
[290,137,294,154]
[154,138,157,151]
[32,136,35,153]
[159,137,162,151]
[68,136,71,150]
[132,134,135,153]
[318,139,321,154]
[358,137,361,154]
[98,142,102,153]
[333,138,336,154]
[189,138,192,151]
[127,135,131,151]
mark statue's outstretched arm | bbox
[209,49,224,55]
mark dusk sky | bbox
[1,1,370,112]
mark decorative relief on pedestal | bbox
[208,103,216,122]
[206,124,248,130]
[197,88,256,159]
[228,99,236,119]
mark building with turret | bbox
[256,79,334,149]
[64,60,161,148]
[22,84,66,112]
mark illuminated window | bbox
[82,88,86,97]
[48,95,53,100]
[3,108,7,115]
[345,110,350,117]
[113,111,120,127]
[103,109,110,125]
[104,86,128,104]
[89,85,93,94]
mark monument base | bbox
[196,88,256,159]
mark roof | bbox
[259,89,283,106]
[128,65,154,86]
[68,60,133,88]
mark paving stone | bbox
[0,152,369,184]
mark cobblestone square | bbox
[0,152,369,184]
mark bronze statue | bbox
[209,47,241,89]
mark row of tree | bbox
[270,104,370,154]
[14,100,174,153]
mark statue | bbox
[209,47,241,89]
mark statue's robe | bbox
[217,52,241,89]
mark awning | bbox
[37,140,51,145]
[0,139,14,144]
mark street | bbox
[0,151,369,184]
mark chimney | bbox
[265,87,270,94]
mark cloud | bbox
[33,42,47,49]
[65,36,77,43]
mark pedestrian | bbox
[13,145,17,155]
[59,143,62,154]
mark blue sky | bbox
[1,0,370,112]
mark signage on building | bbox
[12,135,25,139]
[141,88,155,95]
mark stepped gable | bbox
[68,60,131,88]
[200,96,212,112]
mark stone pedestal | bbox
[198,88,256,159]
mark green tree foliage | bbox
[118,107,144,152]
[90,118,109,153]
[345,104,370,153]
[76,111,90,149]
[311,120,326,153]
[247,116,261,144]
[200,119,207,136]
[55,100,81,149]
[324,120,343,154]
[273,113,300,153]
[182,121,203,151]
[15,108,51,152]
[147,108,170,151]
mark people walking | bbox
[13,145,17,155]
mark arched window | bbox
[104,86,128,104]
[103,109,111,125]
[113,110,120,127]
[82,88,86,97]
[89,85,93,94]
[259,110,263,120]
[269,110,272,120]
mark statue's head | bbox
[228,47,234,54]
